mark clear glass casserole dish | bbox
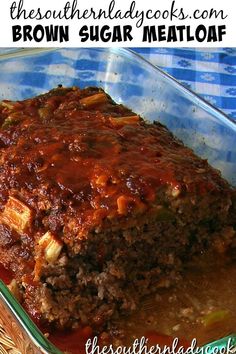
[0,47,235,353]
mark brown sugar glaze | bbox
[0,87,235,352]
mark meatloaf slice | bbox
[0,86,235,329]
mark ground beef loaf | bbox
[0,86,235,330]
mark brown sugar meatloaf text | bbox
[0,86,235,329]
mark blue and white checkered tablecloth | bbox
[132,48,236,121]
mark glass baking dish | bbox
[0,47,235,353]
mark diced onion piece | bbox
[1,196,32,233]
[38,107,51,120]
[1,111,23,128]
[109,115,140,126]
[171,187,181,198]
[79,93,108,107]
[202,310,230,327]
[1,101,17,110]
[117,195,130,215]
[117,195,146,215]
[8,279,22,302]
[95,174,108,186]
[38,231,63,263]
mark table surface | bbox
[133,48,236,121]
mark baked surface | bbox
[0,86,235,329]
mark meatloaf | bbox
[0,86,235,330]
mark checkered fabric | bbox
[132,48,236,120]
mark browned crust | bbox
[0,86,234,329]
